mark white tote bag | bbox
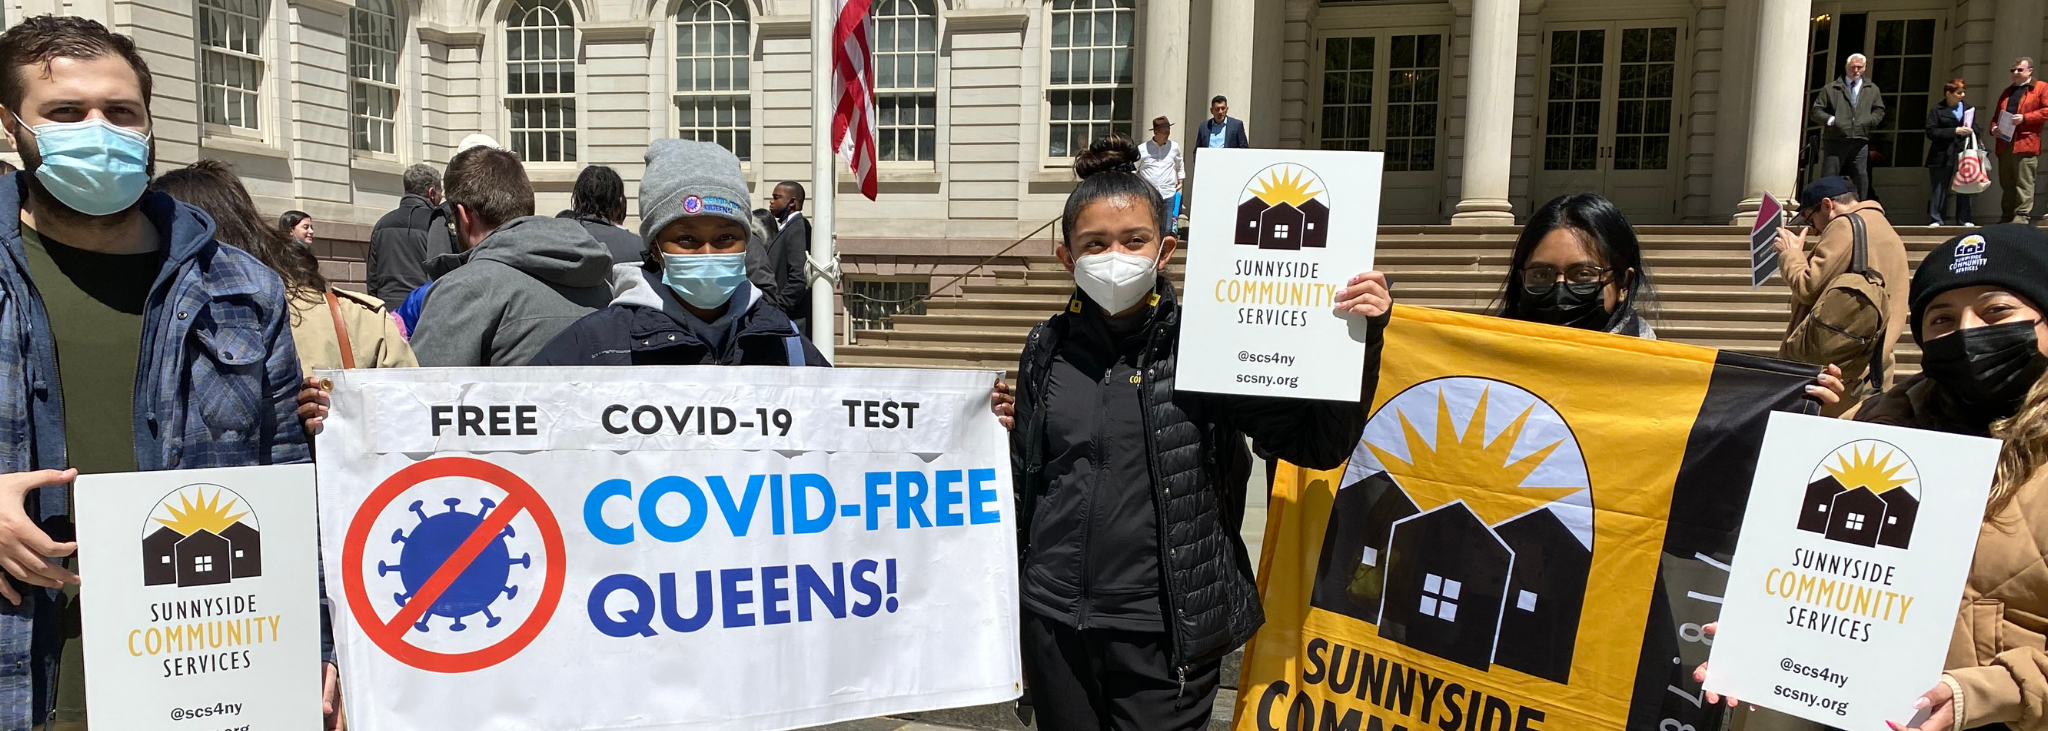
[1954,131,1992,195]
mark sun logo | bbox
[141,484,263,588]
[1313,377,1593,684]
[1235,163,1330,250]
[1800,440,1920,549]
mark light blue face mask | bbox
[660,252,748,309]
[17,115,151,216]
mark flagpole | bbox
[809,0,838,361]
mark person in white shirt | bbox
[1137,116,1184,235]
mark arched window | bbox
[506,0,578,162]
[871,0,935,162]
[350,0,402,154]
[674,0,751,161]
[1045,0,1134,158]
[198,0,266,131]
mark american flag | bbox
[831,0,879,200]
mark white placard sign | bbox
[74,464,323,731]
[1177,148,1382,400]
[316,366,1020,731]
[1704,412,1998,729]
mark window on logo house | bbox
[1419,573,1460,621]
[848,279,930,331]
[506,0,578,162]
[1274,225,1291,239]
[871,0,937,162]
[675,0,751,161]
[1866,18,1936,170]
[195,556,214,573]
[198,0,265,131]
[350,0,402,154]
[1383,34,1440,172]
[1046,0,1134,158]
[1846,512,1866,531]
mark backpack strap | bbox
[324,290,358,369]
[1847,212,1870,276]
[1844,212,1888,391]
[783,335,806,366]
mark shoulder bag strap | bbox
[325,290,358,369]
[783,335,806,367]
[1844,214,1886,390]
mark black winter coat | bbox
[1925,101,1976,168]
[366,194,457,308]
[753,212,812,316]
[1012,283,1383,669]
[528,284,830,367]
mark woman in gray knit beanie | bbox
[529,140,828,367]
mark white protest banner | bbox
[1177,148,1382,401]
[316,366,1019,731]
[73,464,322,731]
[1703,412,1998,729]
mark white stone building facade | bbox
[6,0,2046,238]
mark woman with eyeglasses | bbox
[1496,193,1847,405]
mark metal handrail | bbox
[843,217,1060,340]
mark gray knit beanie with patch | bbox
[638,138,753,246]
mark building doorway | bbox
[1799,12,1944,223]
[1530,21,1687,224]
[1312,29,1449,224]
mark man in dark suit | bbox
[755,181,812,336]
[1194,95,1250,150]
[1811,53,1886,200]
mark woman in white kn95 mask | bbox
[1005,134,1393,731]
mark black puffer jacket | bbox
[1012,282,1383,668]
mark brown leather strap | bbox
[324,290,357,369]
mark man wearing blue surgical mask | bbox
[532,139,827,367]
[0,16,311,731]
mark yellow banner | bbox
[1234,305,1728,731]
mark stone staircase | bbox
[838,224,1981,381]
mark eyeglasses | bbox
[2017,68,2032,74]
[1520,264,1611,295]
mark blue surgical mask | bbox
[17,115,151,216]
[660,252,748,309]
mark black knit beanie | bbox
[1910,224,2048,344]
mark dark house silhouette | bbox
[1877,489,1919,549]
[1492,508,1589,683]
[1257,203,1306,250]
[222,522,263,578]
[1299,199,1331,248]
[143,526,180,587]
[1379,503,1512,672]
[1798,476,1846,534]
[1823,487,1887,548]
[1313,471,1419,624]
[1235,198,1266,245]
[175,530,232,587]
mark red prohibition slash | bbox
[341,457,568,673]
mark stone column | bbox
[1206,0,1254,118]
[1451,0,1518,224]
[1143,0,1191,133]
[1732,0,1813,224]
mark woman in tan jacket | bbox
[152,161,415,375]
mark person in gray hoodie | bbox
[410,146,615,366]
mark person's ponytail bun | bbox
[1072,134,1142,180]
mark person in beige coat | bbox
[1777,176,1911,415]
[152,162,416,379]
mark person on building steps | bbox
[1138,116,1183,236]
[1774,176,1910,414]
[531,140,827,368]
[1193,95,1249,151]
[1927,78,1981,227]
[0,16,317,730]
[1994,57,2048,224]
[1008,135,1388,731]
[1812,53,1885,200]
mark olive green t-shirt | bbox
[20,224,159,726]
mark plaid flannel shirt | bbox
[0,177,309,729]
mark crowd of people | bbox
[0,11,2042,731]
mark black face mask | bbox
[1920,320,2048,416]
[1516,281,1613,330]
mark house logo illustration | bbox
[1311,377,1591,684]
[1797,440,1919,549]
[142,484,261,588]
[1234,164,1331,250]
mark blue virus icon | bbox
[379,497,530,631]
